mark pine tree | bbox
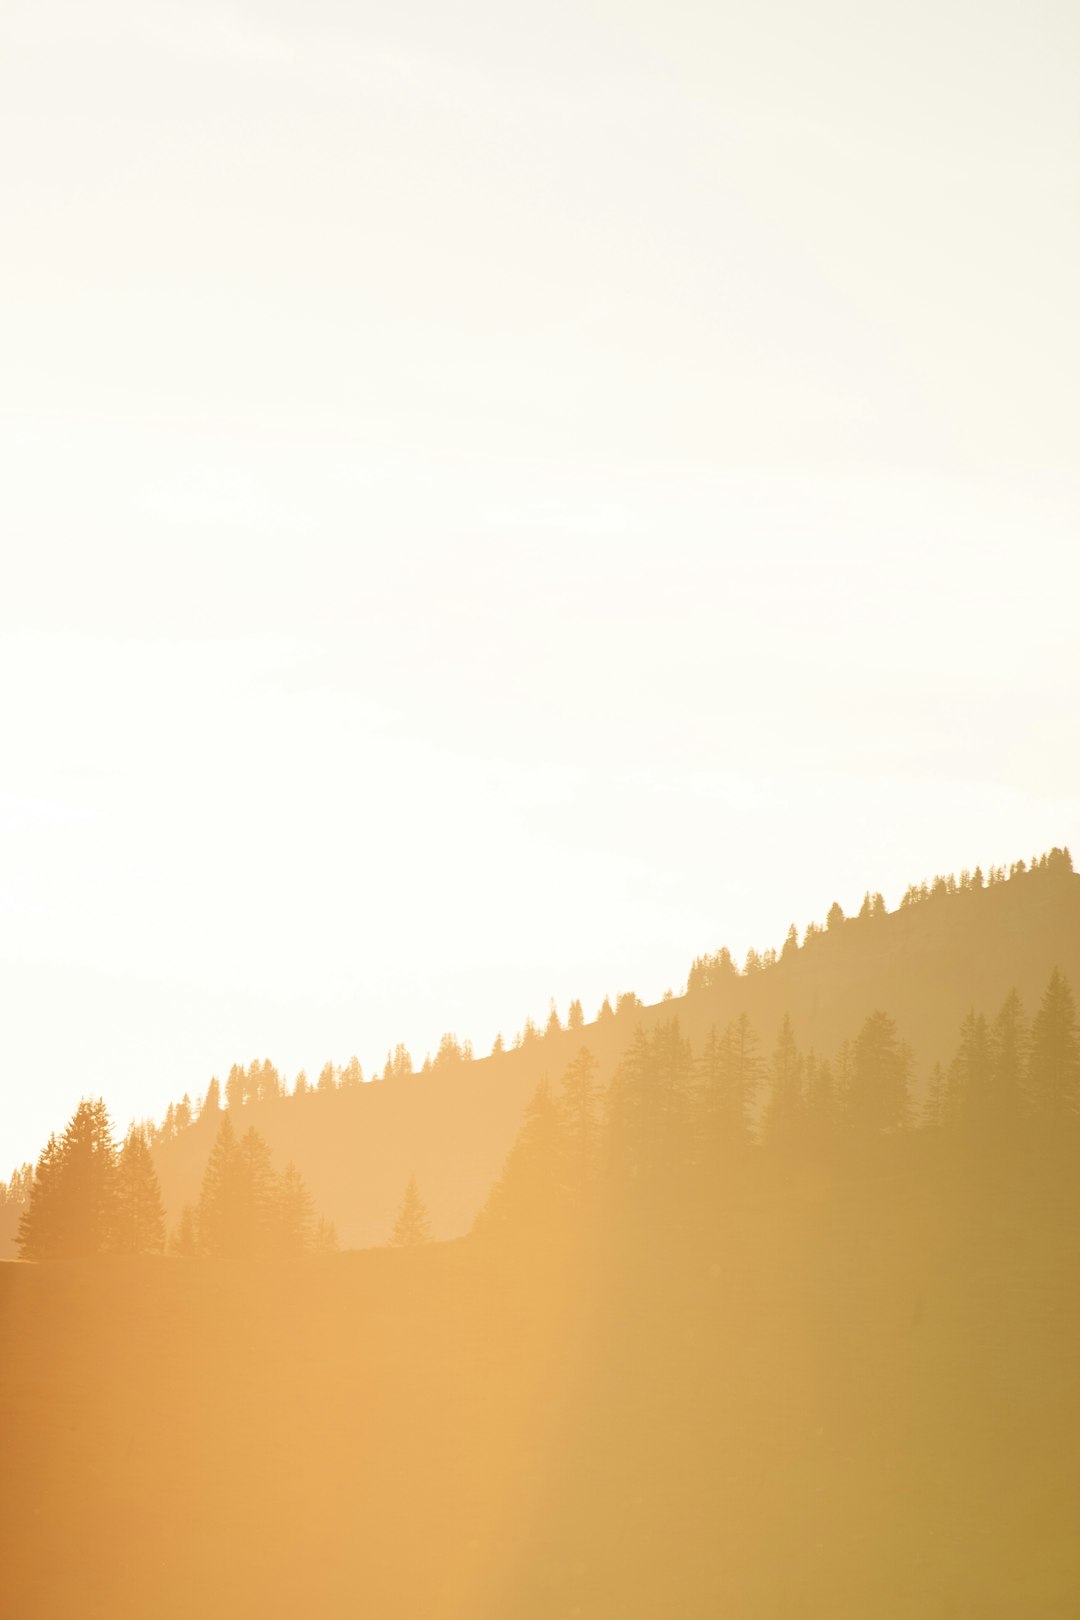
[113,1126,166,1255]
[196,1113,242,1256]
[763,1015,805,1150]
[276,1162,316,1256]
[943,1010,992,1133]
[479,1079,565,1238]
[235,1127,278,1256]
[989,989,1028,1130]
[170,1203,199,1257]
[16,1134,65,1260]
[922,1062,947,1130]
[389,1175,432,1247]
[225,1063,245,1111]
[606,1020,691,1196]
[844,1012,911,1135]
[692,1016,761,1157]
[17,1100,118,1260]
[1028,969,1080,1118]
[559,1047,600,1207]
[804,1052,836,1146]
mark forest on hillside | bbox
[2,846,1077,1255]
[4,849,1080,1618]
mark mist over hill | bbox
[7,851,1073,1253]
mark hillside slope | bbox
[141,856,1080,1248]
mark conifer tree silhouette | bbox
[763,1015,805,1149]
[845,1012,911,1135]
[276,1162,316,1256]
[389,1175,432,1246]
[1028,968,1080,1118]
[114,1125,166,1255]
[558,1047,600,1208]
[17,1099,117,1259]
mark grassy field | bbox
[4,1145,1080,1618]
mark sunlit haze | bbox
[2,0,1078,1167]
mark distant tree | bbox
[340,1056,363,1090]
[15,1134,64,1260]
[762,1015,805,1150]
[490,1032,506,1057]
[479,1080,565,1239]
[17,1099,118,1260]
[567,999,585,1032]
[920,1062,946,1130]
[696,1015,760,1158]
[779,925,799,965]
[225,1064,245,1111]
[276,1162,316,1256]
[389,1175,432,1247]
[293,1069,310,1098]
[804,1052,836,1145]
[198,1116,276,1257]
[826,902,844,930]
[196,1114,241,1256]
[316,1061,338,1094]
[727,1013,763,1139]
[989,989,1028,1128]
[433,1034,466,1071]
[384,1044,413,1081]
[314,1217,339,1253]
[545,1001,562,1038]
[174,1094,193,1132]
[170,1203,199,1257]
[687,947,739,995]
[559,1047,601,1206]
[943,1010,992,1133]
[844,1012,911,1135]
[113,1126,166,1255]
[201,1077,222,1116]
[597,996,614,1024]
[258,1062,283,1102]
[607,1019,692,1199]
[1028,969,1080,1118]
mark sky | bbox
[2,0,1079,1169]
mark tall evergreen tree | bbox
[804,1052,837,1147]
[170,1203,199,1257]
[17,1100,118,1260]
[276,1162,316,1256]
[16,1133,64,1260]
[763,1015,805,1150]
[989,989,1028,1128]
[113,1126,166,1255]
[1028,969,1080,1118]
[479,1079,565,1240]
[844,1012,911,1135]
[389,1175,432,1246]
[943,1010,992,1133]
[559,1047,601,1208]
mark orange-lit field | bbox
[6,1139,1080,1619]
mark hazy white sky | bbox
[2,0,1079,1168]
